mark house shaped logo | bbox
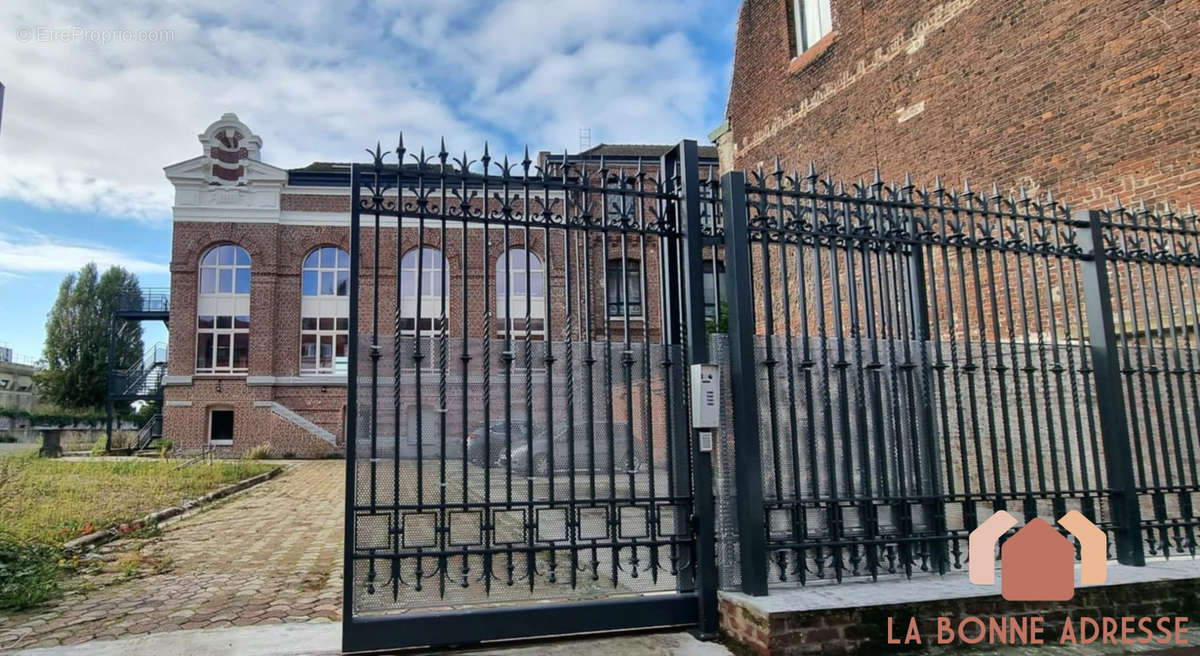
[968,510,1106,601]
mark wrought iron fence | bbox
[716,162,1200,592]
[340,136,1200,650]
[1099,202,1200,559]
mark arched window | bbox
[196,244,251,374]
[301,246,350,374]
[605,257,643,318]
[496,248,545,335]
[399,247,448,334]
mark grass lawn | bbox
[0,455,276,545]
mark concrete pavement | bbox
[6,624,731,656]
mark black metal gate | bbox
[343,140,718,652]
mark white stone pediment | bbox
[165,156,287,185]
[165,114,287,222]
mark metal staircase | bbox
[106,289,170,453]
[109,343,168,401]
[133,412,163,451]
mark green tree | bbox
[705,301,729,335]
[37,264,144,410]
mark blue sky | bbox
[0,0,740,360]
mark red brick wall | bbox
[162,381,340,458]
[726,0,1199,209]
[718,575,1200,655]
[164,192,684,455]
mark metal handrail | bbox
[117,287,170,313]
[133,413,163,450]
[111,343,168,396]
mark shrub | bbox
[0,536,59,610]
[0,434,16,443]
[154,439,174,458]
[244,444,273,460]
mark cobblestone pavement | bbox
[0,460,344,652]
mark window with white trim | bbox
[399,247,449,334]
[791,0,832,56]
[606,258,643,318]
[196,244,251,374]
[300,246,350,374]
[496,248,545,336]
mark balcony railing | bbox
[117,287,170,314]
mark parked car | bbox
[499,422,638,476]
[465,420,532,466]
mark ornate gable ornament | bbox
[198,113,263,186]
[165,114,286,221]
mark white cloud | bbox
[0,229,168,275]
[0,1,728,222]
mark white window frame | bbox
[300,246,350,375]
[208,407,234,445]
[496,248,546,336]
[792,0,833,55]
[399,247,449,336]
[196,244,251,375]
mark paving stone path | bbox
[0,461,344,651]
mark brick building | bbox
[161,114,717,456]
[715,0,1198,208]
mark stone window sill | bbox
[787,31,837,75]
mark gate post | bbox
[342,162,361,652]
[903,202,948,574]
[722,170,768,595]
[667,140,719,637]
[1074,209,1145,566]
[105,314,117,453]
